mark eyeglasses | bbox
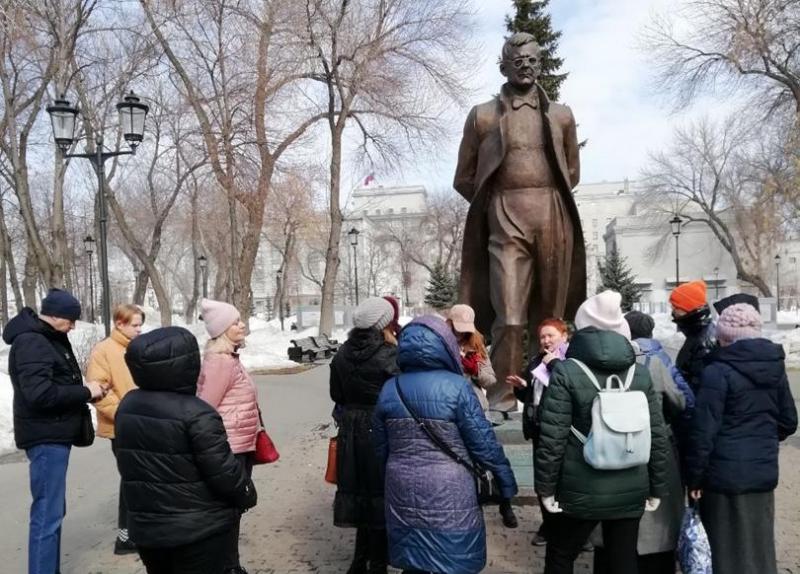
[505,56,540,69]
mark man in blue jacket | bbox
[4,289,108,574]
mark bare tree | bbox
[640,116,783,295]
[645,0,800,117]
[139,0,327,322]
[303,0,477,334]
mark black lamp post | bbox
[276,268,285,331]
[197,254,208,298]
[348,227,361,305]
[83,235,95,323]
[670,215,683,286]
[776,254,782,311]
[47,91,149,336]
[713,266,720,301]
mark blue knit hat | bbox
[40,288,81,321]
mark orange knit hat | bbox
[669,280,708,313]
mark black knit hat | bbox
[40,288,81,321]
[624,310,655,340]
[713,293,760,315]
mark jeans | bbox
[139,528,231,574]
[544,514,640,574]
[26,444,71,574]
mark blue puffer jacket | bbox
[373,316,517,574]
[686,338,798,493]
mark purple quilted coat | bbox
[373,316,517,574]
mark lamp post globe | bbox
[46,96,79,153]
[83,234,95,255]
[116,91,150,150]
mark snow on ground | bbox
[0,312,350,454]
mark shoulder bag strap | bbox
[393,377,481,478]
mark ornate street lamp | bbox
[670,215,683,286]
[197,254,208,298]
[83,235,95,323]
[348,227,361,305]
[47,91,149,336]
[776,254,782,311]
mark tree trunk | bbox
[319,126,345,336]
[105,192,172,326]
[22,241,38,308]
[184,189,201,324]
[132,270,148,305]
[0,243,8,328]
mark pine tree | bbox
[424,263,457,310]
[597,247,643,312]
[505,0,567,101]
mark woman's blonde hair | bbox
[113,304,144,325]
[205,333,240,355]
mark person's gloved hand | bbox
[461,352,480,377]
[541,496,563,514]
[644,497,661,512]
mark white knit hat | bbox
[574,290,631,340]
[353,297,394,330]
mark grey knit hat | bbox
[353,297,394,330]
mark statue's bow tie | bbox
[511,95,539,110]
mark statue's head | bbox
[500,32,542,89]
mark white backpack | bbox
[569,359,651,470]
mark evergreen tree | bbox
[597,247,643,312]
[424,263,457,310]
[505,0,567,101]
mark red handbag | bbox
[253,409,279,465]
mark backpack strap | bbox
[568,358,602,391]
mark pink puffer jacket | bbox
[197,352,260,454]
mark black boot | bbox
[347,527,369,574]
[499,499,518,529]
[367,528,388,574]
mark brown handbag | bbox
[324,436,338,484]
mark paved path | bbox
[1,366,799,572]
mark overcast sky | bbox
[354,0,708,193]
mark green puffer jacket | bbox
[534,327,670,520]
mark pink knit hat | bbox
[200,298,240,339]
[574,290,631,340]
[716,302,762,345]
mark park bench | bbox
[287,337,326,363]
[311,334,340,357]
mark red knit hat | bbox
[669,280,708,313]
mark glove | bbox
[541,495,563,514]
[644,497,661,512]
[461,352,480,377]
[236,478,258,511]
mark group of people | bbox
[4,279,796,574]
[330,281,797,574]
[5,289,266,574]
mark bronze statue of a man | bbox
[454,33,586,413]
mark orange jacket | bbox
[86,329,137,439]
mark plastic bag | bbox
[677,507,713,574]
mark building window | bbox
[593,232,598,240]
[401,207,407,213]
[388,208,394,214]
[363,210,368,216]
[592,219,598,227]
[376,209,381,215]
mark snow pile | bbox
[0,373,13,453]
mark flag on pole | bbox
[363,173,375,186]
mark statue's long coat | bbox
[453,84,587,335]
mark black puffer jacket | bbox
[687,338,797,494]
[3,308,90,449]
[115,327,256,548]
[330,328,399,407]
[674,305,717,392]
